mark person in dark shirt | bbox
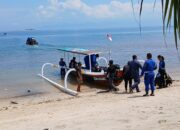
[69,57,77,68]
[75,62,83,92]
[107,60,119,91]
[156,55,166,88]
[128,55,142,93]
[59,58,67,79]
[123,62,132,93]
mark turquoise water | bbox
[0,27,180,98]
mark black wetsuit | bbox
[107,65,118,91]
[123,64,132,92]
[59,61,66,78]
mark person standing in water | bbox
[141,53,157,96]
[128,55,142,93]
[69,57,77,68]
[75,62,83,92]
[59,58,67,79]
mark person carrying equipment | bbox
[107,60,119,91]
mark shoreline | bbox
[0,81,180,130]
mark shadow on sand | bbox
[128,95,145,98]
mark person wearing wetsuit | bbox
[59,58,67,79]
[69,57,77,68]
[141,53,157,96]
[128,55,142,93]
[123,62,132,93]
[107,60,119,91]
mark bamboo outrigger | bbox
[39,48,123,96]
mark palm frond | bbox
[137,0,180,49]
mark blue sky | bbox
[0,0,162,31]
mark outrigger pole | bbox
[38,63,78,96]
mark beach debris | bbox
[27,90,31,93]
[0,107,8,111]
[158,120,167,124]
[10,101,18,104]
[43,128,49,130]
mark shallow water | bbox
[0,27,180,98]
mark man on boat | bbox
[69,57,77,68]
[107,60,119,91]
[59,58,67,79]
[128,55,142,93]
[141,53,157,96]
[84,54,99,71]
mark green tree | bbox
[138,0,180,49]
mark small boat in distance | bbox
[3,33,7,36]
[25,28,35,31]
[26,37,38,46]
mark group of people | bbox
[59,57,83,92]
[59,54,100,92]
[59,52,171,95]
[123,53,169,96]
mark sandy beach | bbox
[0,80,180,130]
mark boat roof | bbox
[57,48,101,55]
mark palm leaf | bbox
[137,0,180,49]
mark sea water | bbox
[0,27,180,98]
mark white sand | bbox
[0,81,180,130]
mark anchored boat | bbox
[39,48,123,96]
[26,37,38,46]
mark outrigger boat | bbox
[38,48,123,96]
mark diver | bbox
[128,55,142,93]
[141,53,157,96]
[59,58,67,79]
[123,62,132,93]
[107,60,119,91]
[69,57,77,68]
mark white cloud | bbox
[37,0,161,19]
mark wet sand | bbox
[0,81,180,130]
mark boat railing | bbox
[38,63,78,96]
[97,57,108,67]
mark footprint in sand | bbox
[159,112,164,114]
[158,120,167,124]
[55,124,66,129]
[159,107,163,110]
